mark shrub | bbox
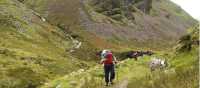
[111,8,121,15]
[111,14,123,21]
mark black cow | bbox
[126,50,154,60]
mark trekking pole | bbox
[101,65,104,87]
[101,73,103,87]
[116,63,119,82]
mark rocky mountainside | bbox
[20,0,197,50]
[81,0,197,49]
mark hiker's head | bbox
[102,50,108,54]
[102,49,109,53]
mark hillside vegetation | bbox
[0,0,93,88]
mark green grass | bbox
[0,0,94,88]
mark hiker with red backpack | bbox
[100,50,118,86]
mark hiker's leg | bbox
[104,65,110,85]
[110,64,115,82]
[108,64,112,82]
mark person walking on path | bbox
[100,50,118,86]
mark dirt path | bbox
[113,78,129,88]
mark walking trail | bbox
[113,77,129,88]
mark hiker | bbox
[100,50,118,86]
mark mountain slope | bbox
[0,0,92,87]
[20,0,197,50]
[81,0,197,49]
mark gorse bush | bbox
[111,14,123,21]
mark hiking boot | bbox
[110,82,114,85]
[105,83,109,86]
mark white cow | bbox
[149,57,168,71]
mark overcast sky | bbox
[170,0,200,21]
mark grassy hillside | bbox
[19,0,80,26]
[0,0,93,88]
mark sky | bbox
[170,0,200,21]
